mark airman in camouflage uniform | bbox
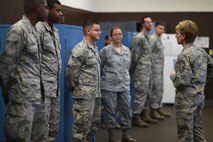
[36,0,63,141]
[131,16,157,128]
[100,27,136,142]
[149,22,171,120]
[171,20,213,142]
[0,0,49,141]
[66,20,101,142]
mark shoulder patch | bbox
[71,42,87,58]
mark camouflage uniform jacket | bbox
[171,43,213,108]
[151,33,164,69]
[0,15,43,104]
[99,44,131,92]
[131,31,152,79]
[36,22,61,98]
[66,38,101,98]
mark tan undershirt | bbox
[114,46,123,54]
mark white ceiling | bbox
[61,0,94,11]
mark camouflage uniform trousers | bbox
[176,99,206,142]
[133,65,152,114]
[72,97,101,142]
[101,90,132,129]
[150,66,164,109]
[45,96,60,142]
[5,102,48,142]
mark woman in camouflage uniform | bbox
[100,27,136,142]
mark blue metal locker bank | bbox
[0,24,11,142]
[55,24,84,142]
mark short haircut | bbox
[47,0,61,9]
[82,19,100,34]
[140,16,151,25]
[110,26,122,37]
[175,20,198,43]
[155,22,164,27]
[24,0,38,14]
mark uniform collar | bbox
[83,38,96,52]
[110,44,126,55]
[141,31,151,44]
[43,22,58,34]
[153,33,163,44]
[22,15,36,33]
[153,33,161,40]
[183,43,194,51]
[141,31,149,37]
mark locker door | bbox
[0,24,11,142]
[62,25,83,142]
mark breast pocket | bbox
[123,54,131,69]
[43,34,55,52]
[86,51,99,66]
[25,36,39,55]
[87,56,97,65]
[20,36,39,63]
[107,54,120,68]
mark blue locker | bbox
[0,24,11,142]
[55,24,84,142]
[0,86,5,142]
[0,25,11,55]
[122,32,135,48]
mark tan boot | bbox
[158,108,171,117]
[122,137,136,142]
[150,109,165,120]
[108,129,121,142]
[115,124,121,129]
[121,129,136,142]
[132,114,149,128]
[142,110,158,124]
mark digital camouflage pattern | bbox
[100,44,132,130]
[0,15,48,142]
[36,21,62,141]
[66,38,101,141]
[66,38,101,99]
[101,90,132,129]
[131,31,152,114]
[171,43,213,142]
[100,44,131,92]
[150,34,164,109]
[36,22,61,98]
[5,102,48,142]
[0,15,44,104]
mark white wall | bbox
[60,0,94,11]
[61,0,213,12]
[94,0,213,12]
